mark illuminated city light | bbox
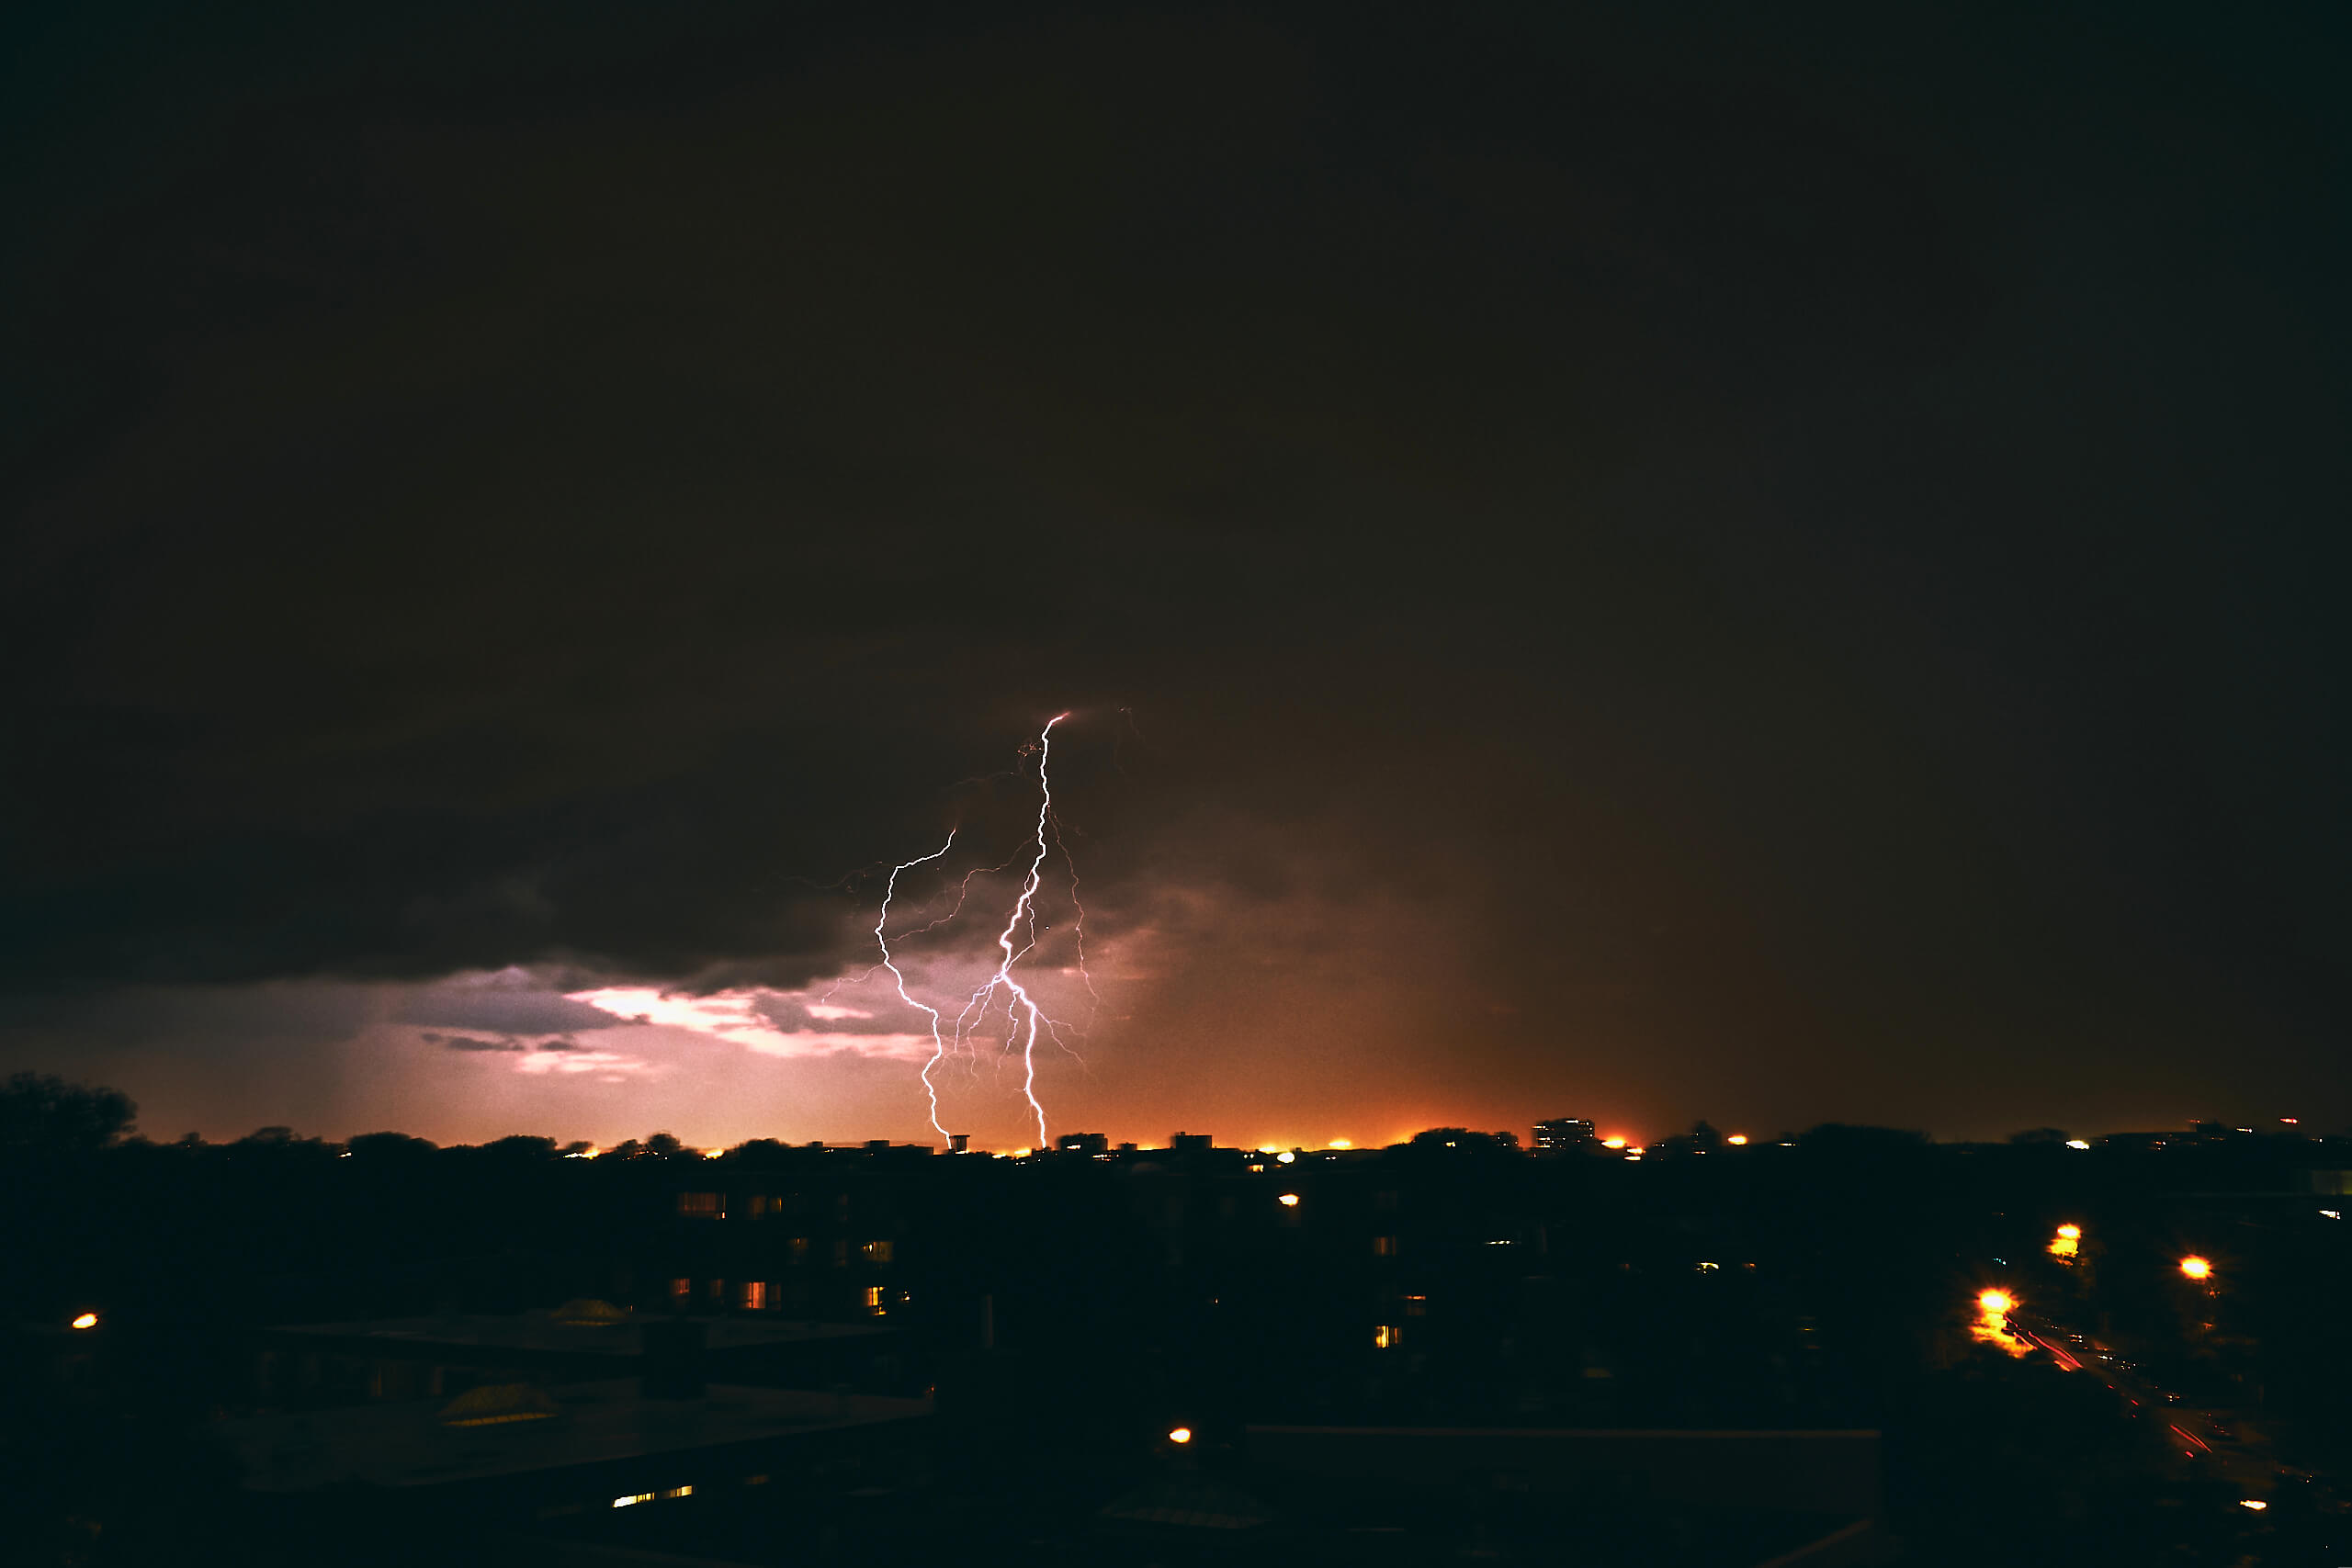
[2048,1223,2081,1261]
[2055,1224,2081,1239]
[1972,1288,2030,1357]
[2179,1256,2213,1280]
[1329,1139,1352,1149]
[2239,1499,2267,1511]
[2064,1139,2090,1150]
[70,1312,98,1330]
[1167,1427,1193,1445]
[663,1485,693,1499]
[1601,1137,1628,1150]
[613,1494,654,1508]
[1276,1151,1296,1164]
[2322,1210,2342,1220]
[1277,1193,1301,1207]
[1725,1134,1748,1145]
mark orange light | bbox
[2055,1224,2081,1240]
[1328,1138,1352,1149]
[2239,1499,2267,1511]
[1277,1193,1300,1207]
[2179,1256,2212,1280]
[1167,1427,1193,1445]
[1978,1289,2014,1315]
[70,1312,98,1330]
[1601,1136,1628,1150]
[1725,1134,1748,1145]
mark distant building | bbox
[1057,1132,1110,1156]
[1532,1118,1596,1153]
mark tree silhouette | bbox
[0,1072,137,1152]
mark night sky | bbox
[4,2,2346,1150]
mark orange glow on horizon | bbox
[1725,1134,1748,1145]
[1601,1136,1628,1150]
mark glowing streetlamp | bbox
[2179,1256,2213,1281]
[70,1312,98,1330]
[1977,1289,2015,1317]
[1725,1134,1748,1145]
[1167,1427,1193,1445]
[1277,1193,1301,1207]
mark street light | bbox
[1978,1289,2015,1316]
[1167,1427,1193,1445]
[2179,1256,2213,1281]
[70,1312,98,1330]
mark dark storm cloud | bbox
[1,1,2346,1130]
[421,1032,524,1053]
[397,979,621,1037]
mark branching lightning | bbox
[956,713,1067,1146]
[875,830,959,1144]
[859,713,1094,1148]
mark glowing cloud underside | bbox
[562,987,936,1061]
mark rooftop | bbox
[220,1378,932,1492]
[262,1311,892,1356]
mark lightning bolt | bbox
[851,712,1100,1150]
[875,829,959,1145]
[956,713,1068,1146]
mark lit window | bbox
[669,1278,691,1302]
[1403,1294,1428,1317]
[1374,1325,1401,1348]
[614,1493,654,1508]
[1373,1235,1398,1257]
[741,1281,767,1311]
[864,1285,886,1314]
[678,1192,726,1218]
[861,1240,895,1265]
[663,1485,693,1499]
